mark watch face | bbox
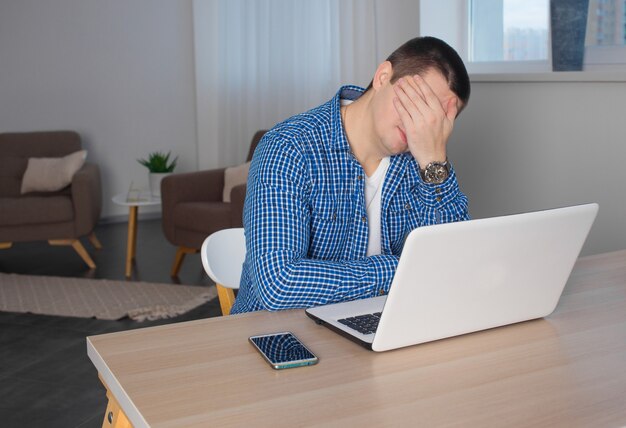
[424,163,449,184]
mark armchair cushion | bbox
[20,150,87,194]
[0,195,73,226]
[223,161,250,202]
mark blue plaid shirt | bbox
[231,86,469,314]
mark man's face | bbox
[372,68,460,157]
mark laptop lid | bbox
[306,203,598,352]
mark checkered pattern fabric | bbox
[231,86,469,314]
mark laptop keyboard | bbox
[338,312,382,335]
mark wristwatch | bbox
[420,160,450,185]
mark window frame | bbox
[585,46,626,71]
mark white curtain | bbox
[193,0,379,169]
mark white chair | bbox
[201,228,246,316]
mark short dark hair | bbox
[367,36,470,107]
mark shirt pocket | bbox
[387,194,420,254]
[309,196,354,259]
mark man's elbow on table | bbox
[255,277,304,312]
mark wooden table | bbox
[87,250,626,427]
[111,192,161,277]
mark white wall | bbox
[450,77,626,256]
[374,0,421,63]
[0,0,197,218]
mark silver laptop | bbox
[306,203,598,352]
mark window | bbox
[469,0,549,63]
[586,0,626,46]
[585,0,626,69]
[420,0,551,73]
[421,0,626,73]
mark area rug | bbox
[0,273,217,321]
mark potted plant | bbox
[137,151,178,197]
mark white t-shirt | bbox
[365,156,390,256]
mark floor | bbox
[0,219,221,428]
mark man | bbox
[231,36,470,314]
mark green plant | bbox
[137,151,178,173]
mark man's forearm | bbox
[250,251,399,311]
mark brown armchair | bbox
[161,130,266,276]
[0,131,102,268]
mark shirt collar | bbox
[330,85,365,151]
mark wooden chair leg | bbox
[216,284,236,316]
[49,239,96,269]
[170,246,199,277]
[0,242,13,249]
[88,232,103,250]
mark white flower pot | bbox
[149,172,171,198]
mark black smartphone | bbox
[249,331,319,369]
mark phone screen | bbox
[249,332,318,368]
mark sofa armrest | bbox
[71,162,102,236]
[230,183,247,228]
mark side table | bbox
[112,192,161,277]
